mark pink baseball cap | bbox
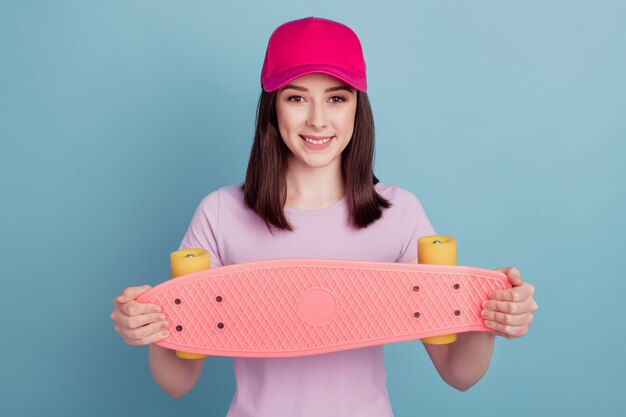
[261,16,367,92]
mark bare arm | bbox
[408,258,538,391]
[422,331,495,391]
[111,285,207,399]
[148,345,206,398]
[408,256,494,390]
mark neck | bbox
[284,156,345,210]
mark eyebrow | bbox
[280,84,355,94]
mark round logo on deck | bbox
[297,288,337,326]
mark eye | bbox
[287,95,304,102]
[330,96,346,103]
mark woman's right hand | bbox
[110,285,170,346]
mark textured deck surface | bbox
[136,259,510,357]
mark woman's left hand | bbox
[481,267,538,339]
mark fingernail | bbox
[117,296,125,302]
[162,331,169,337]
[485,321,493,328]
[481,311,488,318]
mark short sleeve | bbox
[178,189,224,268]
[395,192,436,263]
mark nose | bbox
[306,101,327,129]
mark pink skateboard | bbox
[136,258,510,358]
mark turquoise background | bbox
[1,1,624,416]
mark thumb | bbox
[496,267,523,286]
[116,285,152,303]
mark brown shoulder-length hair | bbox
[241,88,391,232]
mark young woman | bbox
[110,16,538,417]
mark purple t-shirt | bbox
[179,182,436,417]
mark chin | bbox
[302,156,339,168]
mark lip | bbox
[300,135,334,140]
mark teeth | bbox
[303,136,333,145]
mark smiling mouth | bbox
[300,135,335,145]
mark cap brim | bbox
[262,64,366,92]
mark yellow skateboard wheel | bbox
[418,236,458,345]
[171,248,211,359]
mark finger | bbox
[119,300,162,317]
[483,320,529,338]
[139,328,171,346]
[489,282,535,302]
[483,297,536,315]
[123,321,170,345]
[495,267,523,286]
[115,285,152,304]
[481,310,534,327]
[118,311,167,330]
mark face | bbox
[275,73,357,170]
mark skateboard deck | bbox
[136,258,510,358]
